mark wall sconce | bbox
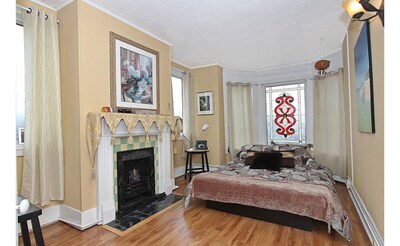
[342,0,384,26]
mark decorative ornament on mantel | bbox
[314,38,330,78]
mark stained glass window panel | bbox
[266,83,306,144]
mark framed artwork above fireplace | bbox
[110,32,160,114]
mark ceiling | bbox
[32,0,350,71]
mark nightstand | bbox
[184,148,210,182]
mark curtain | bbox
[181,71,194,149]
[313,69,346,178]
[227,82,254,159]
[21,8,64,206]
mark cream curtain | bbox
[313,69,346,178]
[172,68,194,157]
[181,71,194,149]
[21,8,64,206]
[227,82,254,159]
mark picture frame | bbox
[18,127,24,145]
[195,140,208,150]
[354,22,375,133]
[110,32,159,113]
[197,91,214,115]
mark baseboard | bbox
[333,175,347,184]
[347,183,384,246]
[17,204,60,234]
[59,205,100,230]
[174,166,186,178]
[17,204,100,234]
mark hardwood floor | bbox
[19,175,371,246]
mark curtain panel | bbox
[21,8,64,206]
[227,82,254,159]
[313,69,346,178]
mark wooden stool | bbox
[185,148,210,182]
[17,195,45,246]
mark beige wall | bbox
[58,0,82,210]
[342,3,384,237]
[58,0,172,211]
[192,65,225,165]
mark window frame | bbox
[171,75,183,118]
[265,81,307,144]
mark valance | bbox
[86,112,183,164]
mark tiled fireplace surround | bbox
[95,118,176,224]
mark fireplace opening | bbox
[117,147,165,217]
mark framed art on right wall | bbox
[354,22,375,133]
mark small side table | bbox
[185,148,210,182]
[17,195,45,246]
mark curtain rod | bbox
[16,4,60,24]
[226,81,252,86]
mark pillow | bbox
[275,150,295,168]
[270,142,314,166]
[244,151,256,165]
[250,152,282,171]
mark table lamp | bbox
[195,123,209,149]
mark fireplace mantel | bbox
[86,112,183,165]
[87,112,183,224]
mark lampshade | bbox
[195,123,210,146]
[17,199,30,214]
[342,0,365,18]
[201,123,209,131]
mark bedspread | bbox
[184,160,351,241]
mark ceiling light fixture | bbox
[342,0,384,26]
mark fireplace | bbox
[94,116,177,225]
[117,147,165,217]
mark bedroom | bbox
[1,0,397,245]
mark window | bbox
[266,83,306,144]
[16,24,25,153]
[171,76,183,118]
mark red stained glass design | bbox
[274,92,296,138]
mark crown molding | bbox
[56,0,75,10]
[81,0,172,46]
[171,59,193,70]
[29,0,57,11]
[190,63,222,70]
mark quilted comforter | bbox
[184,160,351,241]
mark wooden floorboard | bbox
[19,174,371,246]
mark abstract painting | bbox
[354,22,375,133]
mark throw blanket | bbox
[184,160,351,241]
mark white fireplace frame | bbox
[95,119,176,224]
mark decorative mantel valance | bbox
[86,112,183,164]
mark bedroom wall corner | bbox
[342,4,384,240]
[77,0,172,211]
[192,65,225,166]
[342,35,353,182]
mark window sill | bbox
[16,145,24,157]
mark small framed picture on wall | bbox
[197,91,214,115]
[18,128,25,144]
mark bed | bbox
[183,144,351,241]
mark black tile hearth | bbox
[107,194,182,232]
